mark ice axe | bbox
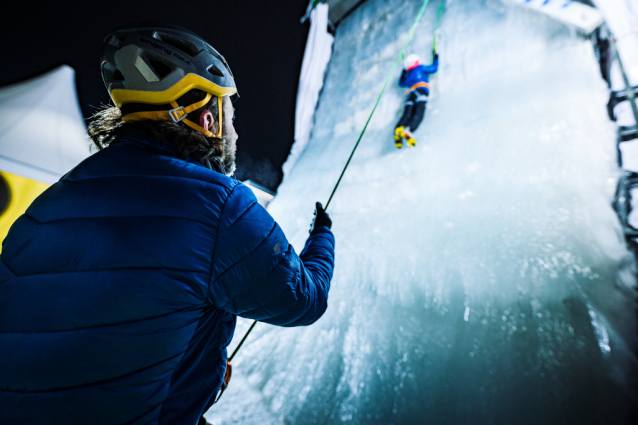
[432,4,444,59]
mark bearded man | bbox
[0,23,335,425]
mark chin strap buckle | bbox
[168,106,186,123]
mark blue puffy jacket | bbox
[399,57,439,94]
[0,130,335,425]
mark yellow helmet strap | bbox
[121,93,223,139]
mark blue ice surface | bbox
[208,0,637,424]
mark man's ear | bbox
[199,110,217,133]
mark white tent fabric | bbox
[282,3,334,178]
[0,65,91,184]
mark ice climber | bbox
[394,52,439,148]
[0,23,335,425]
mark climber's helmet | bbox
[403,54,421,71]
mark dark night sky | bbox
[0,1,311,191]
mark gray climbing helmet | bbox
[101,22,238,137]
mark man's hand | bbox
[433,52,439,61]
[309,202,332,234]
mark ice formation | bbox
[208,0,637,423]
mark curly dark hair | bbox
[87,89,235,175]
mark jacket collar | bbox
[111,127,205,168]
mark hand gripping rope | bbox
[216,0,438,404]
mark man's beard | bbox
[221,135,236,176]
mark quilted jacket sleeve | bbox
[207,182,335,327]
[398,69,408,87]
[421,57,439,74]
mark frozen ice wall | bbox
[209,0,638,424]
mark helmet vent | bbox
[113,70,125,82]
[207,65,224,77]
[135,56,160,83]
[101,62,125,84]
[153,31,200,57]
[206,46,233,79]
[149,59,173,79]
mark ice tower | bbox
[209,1,638,424]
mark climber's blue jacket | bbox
[399,57,439,94]
[0,130,335,425]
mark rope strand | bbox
[229,320,257,362]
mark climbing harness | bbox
[405,81,430,94]
[218,0,439,399]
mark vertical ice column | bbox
[212,0,637,423]
[282,3,334,178]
